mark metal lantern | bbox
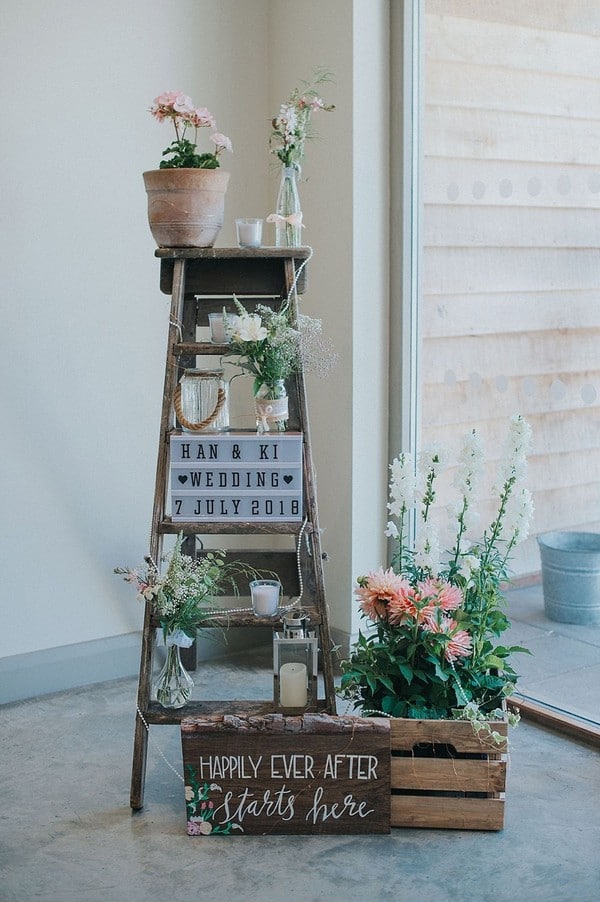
[273,610,318,710]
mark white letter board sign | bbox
[170,432,303,522]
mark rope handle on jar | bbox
[173,384,227,432]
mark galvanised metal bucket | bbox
[538,531,600,625]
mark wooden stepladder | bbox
[130,247,336,810]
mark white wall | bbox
[0,0,390,697]
[351,1,390,634]
[0,0,270,660]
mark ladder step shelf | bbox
[159,518,314,536]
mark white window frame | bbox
[389,0,423,542]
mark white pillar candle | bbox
[279,662,308,707]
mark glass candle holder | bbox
[175,369,229,433]
[249,579,281,617]
[208,312,229,344]
[236,218,263,248]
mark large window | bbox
[420,1,600,579]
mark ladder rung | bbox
[150,610,323,630]
[159,517,313,536]
[174,341,226,355]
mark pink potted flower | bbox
[143,90,233,247]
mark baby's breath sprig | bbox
[223,296,337,392]
[115,533,272,642]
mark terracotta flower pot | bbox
[143,168,230,248]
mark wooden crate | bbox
[390,718,508,831]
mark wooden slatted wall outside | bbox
[420,1,600,577]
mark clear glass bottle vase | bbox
[153,643,194,708]
[275,165,302,248]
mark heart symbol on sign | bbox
[178,475,188,484]
[283,474,293,485]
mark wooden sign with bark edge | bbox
[181,714,391,835]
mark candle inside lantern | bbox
[236,218,263,248]
[250,579,280,617]
[208,313,229,344]
[279,662,308,707]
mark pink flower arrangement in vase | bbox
[340,415,534,724]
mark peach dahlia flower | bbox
[354,568,410,622]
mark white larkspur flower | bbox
[446,500,462,521]
[387,499,407,519]
[453,429,484,497]
[502,487,535,545]
[384,520,399,539]
[458,553,480,580]
[389,453,419,509]
[497,414,533,486]
[462,506,480,533]
[418,443,450,478]
[413,522,440,574]
[446,499,479,550]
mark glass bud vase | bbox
[153,644,194,709]
[254,380,288,434]
[275,165,302,247]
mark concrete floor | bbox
[1,584,599,902]
[504,582,600,725]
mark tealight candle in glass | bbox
[250,579,281,617]
[208,312,229,344]
[236,218,263,248]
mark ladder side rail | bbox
[179,292,200,670]
[131,257,188,810]
[130,593,153,810]
[149,257,187,562]
[284,259,336,712]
